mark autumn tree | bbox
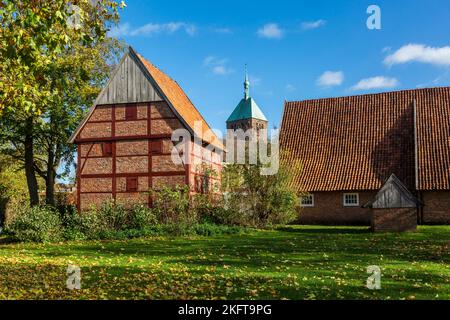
[0,153,36,226]
[222,156,302,228]
[0,0,125,205]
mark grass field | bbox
[0,226,449,300]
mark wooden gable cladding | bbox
[365,174,421,209]
[96,53,162,105]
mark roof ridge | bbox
[285,86,450,105]
[133,49,224,150]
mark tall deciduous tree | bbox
[0,0,125,206]
[35,40,124,206]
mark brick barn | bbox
[69,47,223,211]
[280,87,450,225]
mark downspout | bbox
[413,99,423,224]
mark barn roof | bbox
[70,47,224,151]
[134,50,224,151]
[280,87,450,192]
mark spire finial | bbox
[244,64,250,100]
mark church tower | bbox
[226,68,268,132]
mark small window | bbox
[125,105,137,120]
[126,177,138,192]
[300,194,314,207]
[151,140,163,154]
[343,193,360,207]
[102,142,113,157]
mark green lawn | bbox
[0,226,449,300]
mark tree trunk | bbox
[45,148,56,206]
[24,117,40,206]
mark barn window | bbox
[300,194,314,207]
[343,193,360,207]
[125,105,138,120]
[102,142,113,157]
[126,177,138,192]
[151,140,163,154]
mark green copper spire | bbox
[244,64,250,100]
[226,66,268,123]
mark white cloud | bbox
[249,75,262,86]
[108,22,197,38]
[108,23,131,38]
[212,66,230,75]
[384,44,450,66]
[203,56,233,75]
[317,71,344,87]
[285,84,296,92]
[301,20,326,30]
[351,76,399,91]
[257,23,283,39]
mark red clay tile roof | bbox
[136,53,225,151]
[280,87,450,192]
[415,87,450,190]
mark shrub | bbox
[129,204,157,229]
[150,186,197,225]
[5,206,63,243]
[61,207,87,241]
[96,201,129,231]
[62,203,157,240]
[222,158,301,228]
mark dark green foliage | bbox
[6,197,247,243]
[150,185,194,225]
[5,206,63,243]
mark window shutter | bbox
[102,142,113,157]
[125,105,137,120]
[151,141,163,154]
[126,177,138,192]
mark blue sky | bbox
[108,0,450,132]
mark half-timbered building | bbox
[69,47,223,211]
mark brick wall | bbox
[298,191,376,225]
[421,191,450,224]
[76,102,222,211]
[188,140,223,194]
[372,208,417,232]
